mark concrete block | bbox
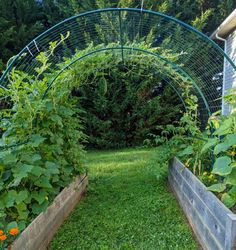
[169,158,236,250]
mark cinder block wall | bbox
[169,158,236,250]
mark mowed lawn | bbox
[49,147,198,250]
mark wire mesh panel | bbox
[1,8,235,124]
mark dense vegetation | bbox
[0,36,236,247]
[50,147,198,250]
[147,87,236,210]
[75,50,183,149]
[0,1,236,248]
[176,89,236,210]
[0,38,189,245]
[0,43,86,247]
[0,0,235,74]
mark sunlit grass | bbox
[49,147,198,250]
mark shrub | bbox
[64,46,184,149]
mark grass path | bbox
[49,147,198,250]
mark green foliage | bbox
[191,9,213,31]
[0,0,68,74]
[57,43,184,149]
[0,44,85,239]
[200,88,236,208]
[149,78,215,189]
[170,85,236,209]
[0,0,235,74]
[207,183,226,193]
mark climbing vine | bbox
[0,39,188,246]
[0,40,85,244]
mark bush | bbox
[70,49,184,149]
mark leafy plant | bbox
[0,39,85,244]
[201,88,236,208]
[58,43,185,149]
[0,223,19,249]
[172,85,236,209]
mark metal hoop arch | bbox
[1,7,236,86]
[42,46,210,115]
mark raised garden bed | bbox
[169,157,236,250]
[9,174,88,250]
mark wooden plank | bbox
[10,174,88,250]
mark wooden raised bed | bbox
[10,174,88,250]
[169,157,236,250]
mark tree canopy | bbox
[0,0,235,74]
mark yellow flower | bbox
[230,151,236,157]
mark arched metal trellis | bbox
[1,8,236,124]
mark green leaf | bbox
[30,134,46,147]
[31,166,45,177]
[225,168,236,185]
[21,164,34,174]
[50,114,63,127]
[32,154,42,162]
[18,221,26,231]
[225,134,236,146]
[45,161,57,168]
[45,101,53,112]
[214,134,236,155]
[221,193,236,208]
[2,170,11,181]
[13,164,34,184]
[15,190,28,204]
[228,186,236,200]
[212,156,232,176]
[45,161,59,175]
[207,183,226,193]
[16,202,28,220]
[213,117,233,136]
[5,190,17,207]
[35,176,52,189]
[201,138,218,154]
[32,200,49,215]
[6,221,18,231]
[2,152,17,165]
[10,177,22,187]
[31,190,48,205]
[178,146,193,156]
[214,143,228,155]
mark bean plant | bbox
[0,40,85,244]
